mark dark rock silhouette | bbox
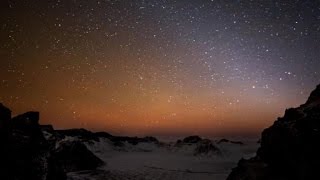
[56,128,100,142]
[0,103,11,128]
[306,84,320,104]
[11,111,40,128]
[0,105,65,180]
[182,135,202,143]
[194,139,222,155]
[0,104,104,180]
[0,103,11,144]
[56,128,159,145]
[109,135,159,145]
[217,138,244,145]
[95,131,113,138]
[227,84,320,180]
[52,141,104,172]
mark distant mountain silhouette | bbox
[55,128,159,145]
[217,138,244,145]
[227,84,320,180]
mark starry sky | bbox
[1,0,320,138]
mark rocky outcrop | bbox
[182,135,202,143]
[109,135,159,145]
[0,103,11,145]
[52,141,104,172]
[56,128,100,142]
[11,111,40,128]
[227,84,320,180]
[0,105,65,180]
[0,103,11,128]
[0,104,104,180]
[194,139,221,156]
[56,128,159,145]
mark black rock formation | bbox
[56,128,159,145]
[56,128,100,142]
[0,103,11,128]
[182,135,202,143]
[0,105,65,180]
[0,104,104,180]
[194,139,222,156]
[52,141,104,172]
[227,84,320,180]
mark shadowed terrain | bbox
[227,84,320,180]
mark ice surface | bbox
[67,138,258,180]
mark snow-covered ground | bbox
[67,138,258,180]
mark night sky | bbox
[1,0,320,137]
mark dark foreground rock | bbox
[0,104,103,180]
[53,141,104,172]
[227,84,320,180]
[0,105,65,180]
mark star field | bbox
[1,0,320,137]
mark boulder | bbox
[52,141,104,172]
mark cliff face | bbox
[227,85,320,180]
[0,104,103,180]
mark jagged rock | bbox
[109,135,159,145]
[182,135,202,143]
[57,128,159,146]
[0,103,11,144]
[0,104,67,180]
[52,141,104,172]
[11,111,40,127]
[306,84,320,104]
[95,131,113,138]
[194,139,221,156]
[56,128,100,142]
[0,103,11,128]
[227,84,320,180]
[0,104,110,180]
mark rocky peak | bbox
[11,111,40,127]
[0,103,11,123]
[305,84,320,105]
[0,103,103,180]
